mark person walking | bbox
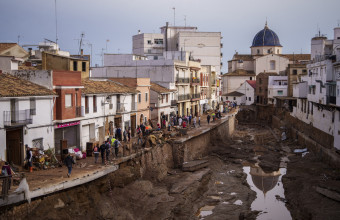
[1,162,12,190]
[64,154,75,178]
[100,141,106,164]
[25,145,33,173]
[207,114,211,124]
[113,139,121,157]
[178,117,182,126]
[193,116,197,128]
[198,116,201,127]
[105,141,111,162]
[189,114,192,125]
[123,129,127,142]
[127,128,131,142]
[93,144,100,163]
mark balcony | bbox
[191,93,201,101]
[191,78,200,85]
[3,109,32,127]
[178,94,191,101]
[76,106,84,117]
[131,102,137,111]
[327,96,336,105]
[176,77,190,84]
[116,103,126,113]
[171,100,178,106]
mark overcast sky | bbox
[1,0,339,72]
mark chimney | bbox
[81,49,84,56]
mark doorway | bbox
[130,115,136,137]
[6,128,23,165]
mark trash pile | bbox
[31,148,61,170]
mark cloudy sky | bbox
[1,0,339,72]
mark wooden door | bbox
[6,128,22,165]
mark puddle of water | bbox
[243,166,292,220]
[196,205,215,218]
[233,200,243,205]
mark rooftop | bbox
[81,79,138,95]
[150,82,175,94]
[0,73,56,97]
[223,91,245,97]
[246,80,256,89]
[0,43,17,53]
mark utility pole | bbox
[55,0,58,46]
[87,42,93,67]
[172,7,176,26]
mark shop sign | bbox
[55,121,80,129]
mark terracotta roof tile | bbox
[0,74,56,97]
[81,79,138,94]
[0,43,17,53]
[223,91,245,97]
[232,54,254,61]
[246,80,256,89]
[224,69,255,76]
[150,83,175,93]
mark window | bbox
[270,60,275,70]
[257,49,260,54]
[277,49,279,54]
[250,77,252,80]
[233,97,236,100]
[145,92,148,102]
[259,78,262,84]
[154,56,158,60]
[161,95,164,104]
[73,61,78,71]
[147,40,152,45]
[65,94,72,107]
[293,69,297,75]
[154,39,163,44]
[249,97,251,101]
[85,96,89,114]
[32,138,43,150]
[148,49,151,54]
[82,62,86,72]
[166,94,168,102]
[93,95,97,112]
[30,98,36,115]
[267,49,271,53]
[302,69,307,74]
[259,87,262,92]
[75,93,78,107]
[138,93,141,103]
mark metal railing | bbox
[131,102,137,111]
[171,100,178,106]
[3,109,32,126]
[191,78,200,83]
[178,94,191,101]
[191,94,201,99]
[176,77,190,84]
[116,103,126,113]
[327,96,336,105]
[76,106,84,117]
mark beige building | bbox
[109,78,150,126]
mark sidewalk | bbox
[1,107,239,205]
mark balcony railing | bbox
[327,96,336,105]
[191,78,200,84]
[191,94,201,100]
[131,102,137,111]
[171,100,178,106]
[178,94,191,101]
[176,77,190,84]
[85,106,89,114]
[117,103,126,113]
[76,106,84,117]
[3,109,32,126]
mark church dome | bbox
[251,23,282,47]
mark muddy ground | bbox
[2,123,340,220]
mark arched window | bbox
[257,49,260,54]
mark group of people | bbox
[223,101,238,113]
[93,137,122,165]
[168,114,201,129]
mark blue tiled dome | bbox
[252,24,282,47]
